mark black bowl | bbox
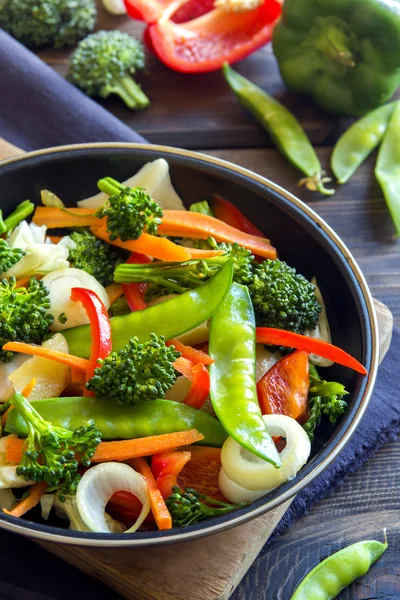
[0,143,379,547]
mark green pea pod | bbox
[222,63,333,196]
[63,259,234,357]
[5,398,228,447]
[209,282,281,468]
[291,533,388,599]
[332,102,396,184]
[375,101,400,237]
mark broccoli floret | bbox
[86,333,181,405]
[11,391,101,498]
[68,230,126,287]
[96,178,163,242]
[0,277,54,362]
[0,201,35,236]
[166,486,248,527]
[67,30,150,110]
[249,259,321,333]
[303,364,349,442]
[0,0,96,50]
[114,242,253,299]
[189,201,214,217]
[0,240,25,274]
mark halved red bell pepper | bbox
[211,195,265,238]
[122,252,152,312]
[70,287,112,394]
[146,0,282,73]
[151,450,192,498]
[124,0,213,23]
[257,350,310,423]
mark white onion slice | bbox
[42,268,110,330]
[306,278,333,367]
[219,468,267,504]
[165,376,191,402]
[0,354,30,401]
[255,345,281,383]
[0,489,17,511]
[0,466,34,488]
[102,0,127,14]
[221,415,311,492]
[6,244,69,278]
[76,463,150,533]
[41,494,55,521]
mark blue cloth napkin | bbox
[0,29,399,600]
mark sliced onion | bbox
[6,243,69,278]
[0,354,30,401]
[221,415,311,492]
[0,466,34,488]
[76,463,150,533]
[0,489,17,511]
[78,159,185,210]
[41,493,55,520]
[165,376,191,402]
[306,278,333,367]
[255,345,281,383]
[102,0,127,14]
[42,268,110,330]
[219,468,267,504]
[7,221,34,251]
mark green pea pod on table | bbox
[332,102,396,184]
[5,398,228,447]
[375,101,400,237]
[291,532,388,599]
[209,282,281,468]
[63,259,234,357]
[222,63,333,196]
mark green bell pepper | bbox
[272,0,400,116]
[5,398,228,447]
[63,259,234,358]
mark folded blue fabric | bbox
[0,29,399,600]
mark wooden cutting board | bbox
[0,139,394,600]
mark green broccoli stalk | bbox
[96,177,164,241]
[0,0,97,50]
[11,391,101,498]
[0,277,54,362]
[86,333,181,405]
[67,30,150,110]
[303,364,349,442]
[67,229,127,287]
[189,201,215,217]
[0,200,35,236]
[0,240,26,274]
[113,243,254,299]
[249,259,321,333]
[166,487,248,527]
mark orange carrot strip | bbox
[173,356,195,381]
[15,277,31,288]
[5,436,24,464]
[105,283,124,305]
[3,481,47,518]
[188,248,224,259]
[91,225,191,262]
[92,429,204,463]
[33,206,102,229]
[2,342,90,372]
[128,457,172,530]
[158,211,276,259]
[168,339,213,366]
[21,378,37,398]
[48,235,63,244]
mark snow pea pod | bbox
[5,398,227,447]
[375,101,400,237]
[223,63,333,196]
[63,259,234,357]
[291,533,388,600]
[332,102,396,184]
[209,282,281,468]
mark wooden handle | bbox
[0,138,25,160]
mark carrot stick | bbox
[92,429,204,463]
[5,436,24,464]
[91,225,191,262]
[128,457,172,530]
[48,236,63,244]
[15,277,31,288]
[21,378,37,398]
[188,248,224,259]
[173,356,195,381]
[158,211,277,259]
[33,206,101,229]
[3,481,47,518]
[2,342,90,372]
[105,283,124,306]
[168,339,213,366]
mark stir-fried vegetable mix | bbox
[0,159,366,533]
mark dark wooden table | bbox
[35,3,400,598]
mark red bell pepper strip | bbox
[173,356,196,381]
[167,338,214,365]
[70,288,112,395]
[151,450,192,498]
[211,195,265,238]
[147,0,282,74]
[122,252,152,312]
[183,362,210,409]
[256,328,368,375]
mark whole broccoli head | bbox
[67,30,150,110]
[0,239,25,274]
[0,0,97,49]
[86,333,181,405]
[249,259,321,334]
[68,229,127,287]
[0,276,54,362]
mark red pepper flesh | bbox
[256,328,367,375]
[125,0,213,23]
[151,450,192,498]
[167,338,214,365]
[211,195,265,238]
[183,362,210,409]
[122,252,152,312]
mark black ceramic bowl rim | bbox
[0,143,379,548]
